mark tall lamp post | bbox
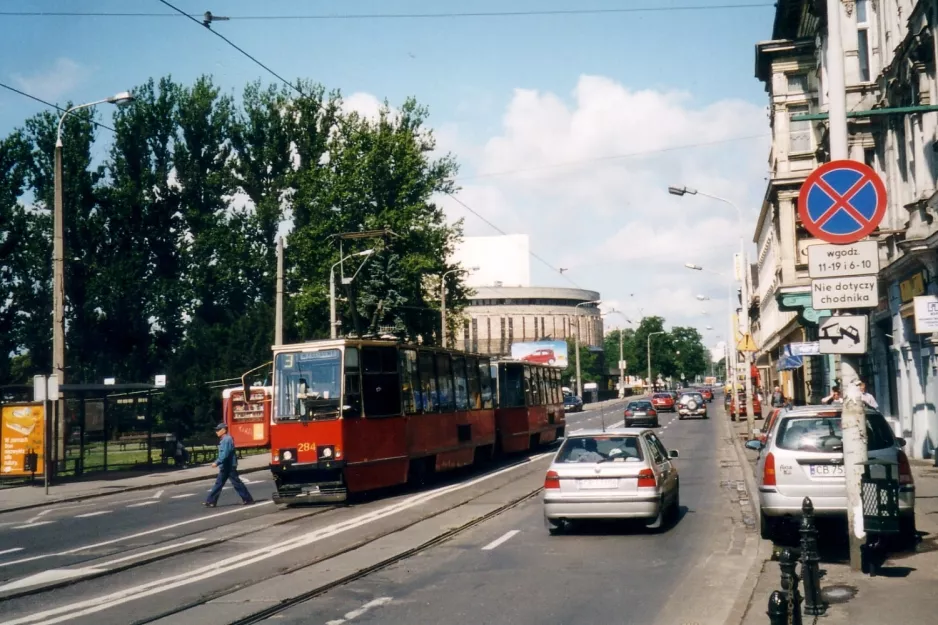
[604,310,632,398]
[672,185,754,435]
[441,265,479,348]
[647,331,666,393]
[52,91,134,391]
[330,249,375,339]
[574,299,601,398]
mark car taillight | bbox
[637,468,657,488]
[544,470,560,489]
[648,409,657,416]
[624,410,633,417]
[763,452,776,486]
[898,450,914,486]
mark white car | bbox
[543,428,680,534]
[748,405,916,544]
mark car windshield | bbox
[628,401,653,411]
[775,413,895,452]
[275,349,342,421]
[556,436,644,463]
[653,393,670,399]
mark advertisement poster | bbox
[510,340,568,368]
[1,404,45,476]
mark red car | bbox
[651,392,675,412]
[521,349,556,365]
[698,387,713,403]
[729,392,763,420]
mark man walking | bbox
[204,423,254,507]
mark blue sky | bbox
[0,0,779,347]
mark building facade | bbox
[753,0,938,458]
[452,286,604,357]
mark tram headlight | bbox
[318,445,336,462]
[282,450,294,461]
[279,448,297,465]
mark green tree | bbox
[0,131,32,383]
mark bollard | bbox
[779,548,803,625]
[767,590,787,625]
[800,498,828,615]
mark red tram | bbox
[222,386,272,448]
[264,339,564,504]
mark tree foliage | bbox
[603,317,710,384]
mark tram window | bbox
[466,357,482,410]
[479,358,494,409]
[501,364,525,408]
[361,346,402,418]
[344,347,362,417]
[418,351,438,412]
[553,370,561,402]
[436,353,456,412]
[400,349,419,414]
[523,366,535,406]
[453,356,469,411]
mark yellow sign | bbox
[1,404,45,476]
[900,273,925,303]
[737,333,758,352]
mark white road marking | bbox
[325,597,394,625]
[170,493,196,499]
[0,548,24,556]
[126,501,158,508]
[93,538,205,568]
[482,529,520,551]
[0,568,104,593]
[0,457,549,625]
[12,521,54,530]
[25,510,54,524]
[74,511,111,519]
[0,502,273,570]
[151,490,164,500]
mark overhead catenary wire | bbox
[0,4,780,20]
[155,0,302,95]
[0,81,117,132]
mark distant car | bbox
[624,400,659,428]
[543,428,680,534]
[728,391,763,420]
[522,349,557,365]
[563,392,584,413]
[698,387,713,403]
[651,393,675,412]
[749,405,916,545]
[677,392,708,420]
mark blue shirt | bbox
[216,433,237,469]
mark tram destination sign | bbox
[811,275,878,310]
[808,241,879,279]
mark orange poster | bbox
[1,404,45,476]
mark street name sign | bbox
[807,241,879,278]
[798,160,887,245]
[913,295,938,334]
[788,341,820,356]
[819,315,868,354]
[811,275,877,310]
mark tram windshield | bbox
[275,349,342,421]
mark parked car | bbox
[624,400,659,428]
[563,392,584,413]
[728,391,763,420]
[747,405,916,544]
[542,428,680,534]
[651,392,675,412]
[522,349,556,365]
[677,392,708,420]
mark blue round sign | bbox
[797,160,887,244]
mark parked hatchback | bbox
[748,405,916,543]
[543,429,680,534]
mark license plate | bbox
[809,464,844,477]
[578,478,618,489]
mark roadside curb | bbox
[0,465,269,515]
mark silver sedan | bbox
[542,428,680,534]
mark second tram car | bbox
[265,339,564,504]
[222,386,272,448]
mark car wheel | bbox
[624,420,632,428]
[760,511,776,541]
[669,485,680,522]
[894,514,918,551]
[678,414,685,420]
[545,516,564,536]
[703,413,709,419]
[653,419,660,428]
[548,359,556,365]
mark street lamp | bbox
[673,184,755,435]
[441,265,479,348]
[647,331,666,393]
[604,309,632,398]
[52,90,134,395]
[574,299,601,398]
[330,249,375,339]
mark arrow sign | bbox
[798,160,887,245]
[818,315,868,355]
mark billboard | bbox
[1,403,45,476]
[510,340,568,368]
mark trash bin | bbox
[859,458,900,576]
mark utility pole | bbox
[824,0,866,572]
[619,329,625,399]
[275,236,284,345]
[574,300,600,398]
[739,251,755,438]
[647,331,665,394]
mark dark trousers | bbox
[206,464,253,504]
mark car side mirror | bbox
[745,440,763,451]
[896,437,907,448]
[668,449,679,459]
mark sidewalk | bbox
[0,453,270,515]
[732,413,938,624]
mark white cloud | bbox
[11,58,90,102]
[442,74,770,338]
[342,92,393,122]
